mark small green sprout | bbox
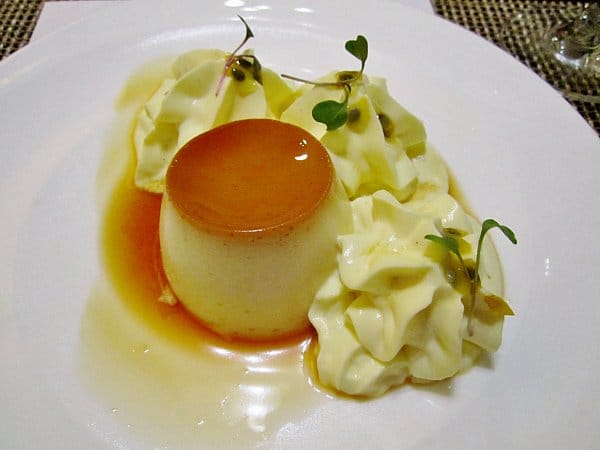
[282,35,369,131]
[425,219,517,336]
[216,16,263,96]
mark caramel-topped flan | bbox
[160,118,351,340]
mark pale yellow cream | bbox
[309,186,504,396]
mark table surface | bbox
[1,0,598,135]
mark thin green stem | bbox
[280,73,348,88]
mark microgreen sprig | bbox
[311,85,352,131]
[216,16,263,96]
[281,35,369,131]
[425,219,517,336]
[345,35,368,73]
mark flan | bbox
[159,118,351,340]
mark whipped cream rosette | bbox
[282,73,425,202]
[309,187,505,396]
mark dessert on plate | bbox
[102,26,515,398]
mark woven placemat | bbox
[432,0,600,135]
[0,0,44,60]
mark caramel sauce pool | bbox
[79,65,326,448]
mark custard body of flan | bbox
[159,119,351,340]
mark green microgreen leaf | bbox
[424,234,464,265]
[345,35,368,72]
[480,219,517,246]
[312,99,349,131]
[474,219,517,287]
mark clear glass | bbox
[543,3,600,72]
[499,2,600,105]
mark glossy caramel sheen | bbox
[166,118,333,234]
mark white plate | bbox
[1,1,599,449]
